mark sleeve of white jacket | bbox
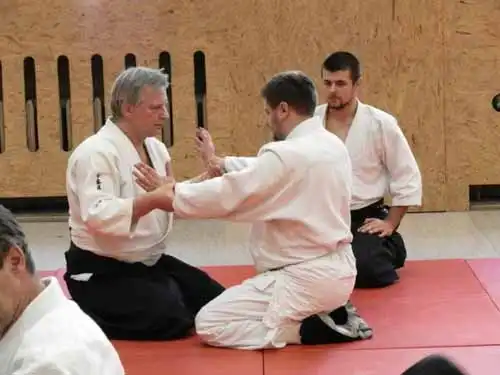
[173,150,288,221]
[223,156,257,172]
[74,151,135,237]
[382,117,423,206]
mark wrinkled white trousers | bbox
[194,246,357,350]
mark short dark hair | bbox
[260,71,317,117]
[0,205,35,274]
[322,51,361,83]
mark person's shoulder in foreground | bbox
[0,204,125,375]
[8,278,125,375]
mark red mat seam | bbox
[465,260,500,314]
[285,344,500,353]
[309,342,500,352]
[323,343,500,352]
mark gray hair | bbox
[109,66,170,122]
[0,205,35,274]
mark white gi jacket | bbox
[66,119,173,265]
[315,101,422,210]
[0,277,125,375]
[173,117,355,273]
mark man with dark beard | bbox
[133,70,373,349]
[314,51,422,289]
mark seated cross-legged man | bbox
[134,70,373,349]
[63,66,225,341]
[315,51,423,288]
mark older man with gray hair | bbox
[64,66,225,341]
[0,205,125,374]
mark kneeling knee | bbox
[194,305,225,346]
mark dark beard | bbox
[328,97,354,111]
[328,101,349,111]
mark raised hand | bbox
[133,162,172,192]
[195,128,216,165]
[195,128,224,177]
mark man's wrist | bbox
[208,155,225,174]
[133,194,157,221]
[384,219,397,230]
[149,183,176,212]
[385,206,407,230]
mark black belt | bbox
[65,242,153,277]
[350,199,387,224]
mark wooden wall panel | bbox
[70,55,93,146]
[264,0,446,212]
[0,0,496,212]
[444,0,500,211]
[186,1,281,168]
[381,0,447,212]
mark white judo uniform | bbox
[314,101,422,211]
[66,118,173,267]
[64,118,225,341]
[314,100,422,288]
[0,277,125,375]
[172,117,357,349]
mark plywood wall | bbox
[0,0,498,212]
[443,0,500,211]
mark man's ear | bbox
[4,246,26,273]
[354,76,362,89]
[279,101,289,114]
[122,103,135,118]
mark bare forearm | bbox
[132,194,157,223]
[386,206,408,229]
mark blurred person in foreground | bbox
[0,205,125,375]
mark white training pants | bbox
[194,246,357,350]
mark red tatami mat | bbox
[467,258,500,310]
[263,346,500,375]
[113,338,263,375]
[338,259,500,349]
[37,260,500,374]
[40,260,500,350]
[202,260,500,350]
[351,259,488,302]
